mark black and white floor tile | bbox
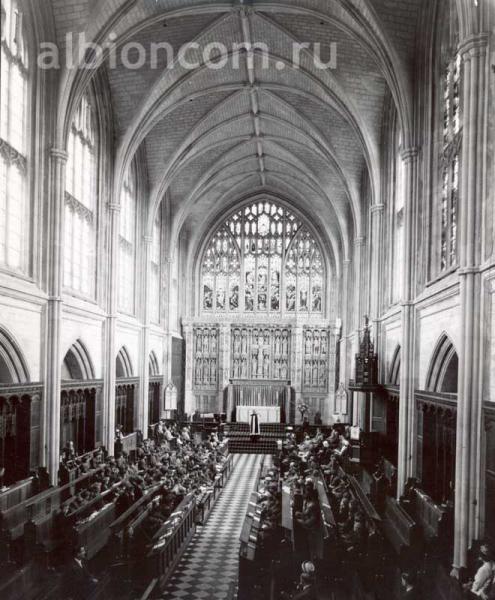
[161,454,264,600]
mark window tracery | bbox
[438,3,461,272]
[150,215,161,324]
[118,168,136,314]
[0,0,29,273]
[200,200,325,315]
[64,93,98,296]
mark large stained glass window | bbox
[200,201,325,315]
[0,0,29,273]
[439,1,461,272]
[118,167,136,314]
[64,92,97,296]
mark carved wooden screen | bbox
[193,326,219,389]
[0,394,31,486]
[200,201,325,315]
[148,381,161,425]
[302,327,329,392]
[60,387,96,456]
[115,384,135,435]
[231,326,291,381]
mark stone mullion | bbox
[218,325,231,413]
[183,323,194,417]
[292,325,303,422]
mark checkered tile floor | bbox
[161,454,264,600]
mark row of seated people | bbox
[63,437,229,599]
[281,430,376,563]
[281,429,495,600]
[57,428,226,536]
[278,428,402,599]
[1,425,229,599]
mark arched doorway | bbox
[148,351,161,426]
[115,347,136,435]
[60,340,99,457]
[417,334,458,503]
[382,345,400,466]
[0,328,35,486]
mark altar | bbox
[236,405,281,424]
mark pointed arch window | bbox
[0,0,29,272]
[438,2,461,272]
[64,93,98,296]
[150,214,162,324]
[200,200,325,315]
[118,168,137,314]
[392,133,405,304]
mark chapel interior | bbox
[0,0,494,598]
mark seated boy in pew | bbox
[63,545,99,600]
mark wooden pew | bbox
[215,454,234,491]
[409,488,447,542]
[58,448,106,488]
[115,432,140,458]
[348,475,382,525]
[315,476,336,532]
[347,475,384,562]
[144,494,196,593]
[73,502,116,560]
[401,487,452,561]
[109,484,162,559]
[195,489,214,525]
[22,479,121,565]
[381,496,421,563]
[0,478,38,512]
[23,511,62,566]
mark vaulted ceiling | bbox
[50,0,426,269]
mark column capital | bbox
[370,203,385,214]
[354,237,365,247]
[400,147,419,163]
[458,33,489,60]
[107,202,121,213]
[50,148,68,163]
[143,235,153,245]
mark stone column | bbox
[339,259,351,396]
[370,204,385,371]
[138,236,152,437]
[183,322,195,416]
[162,256,174,391]
[452,33,488,575]
[218,324,231,413]
[102,201,120,455]
[353,237,366,331]
[45,148,67,485]
[397,147,419,498]
[352,238,367,431]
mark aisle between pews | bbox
[161,454,264,600]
